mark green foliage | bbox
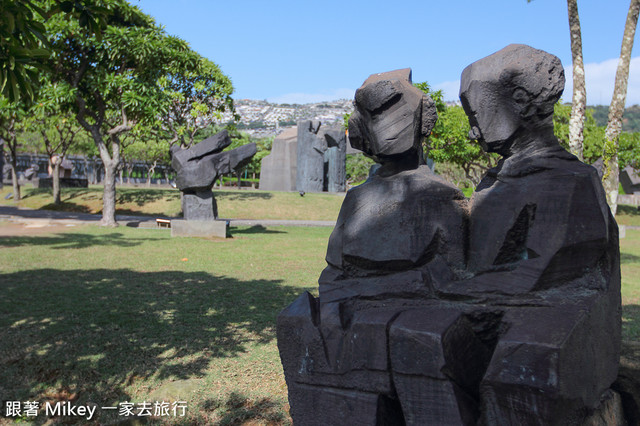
[414,81,498,185]
[413,82,446,114]
[0,0,111,103]
[590,104,640,133]
[342,112,351,131]
[0,0,49,102]
[121,125,171,167]
[43,0,201,142]
[554,102,640,170]
[159,53,235,148]
[345,153,375,184]
[553,102,605,164]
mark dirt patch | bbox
[0,221,86,236]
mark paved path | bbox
[2,205,635,231]
[0,205,336,228]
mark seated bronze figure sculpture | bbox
[277,45,620,425]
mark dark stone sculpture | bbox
[170,130,256,220]
[296,120,327,193]
[277,46,621,425]
[323,129,347,193]
[620,166,640,195]
[296,121,347,193]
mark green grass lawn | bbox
[0,185,345,221]
[0,224,331,424]
[618,205,640,227]
[622,230,640,340]
[3,184,638,226]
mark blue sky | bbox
[134,0,640,106]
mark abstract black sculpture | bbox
[170,130,256,220]
[296,121,348,193]
[277,46,621,425]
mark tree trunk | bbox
[52,160,61,205]
[603,0,640,215]
[146,161,156,188]
[10,159,20,201]
[102,160,118,227]
[567,0,586,161]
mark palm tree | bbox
[567,0,586,161]
[602,0,640,215]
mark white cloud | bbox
[434,80,461,102]
[433,57,640,106]
[268,88,355,104]
[564,56,640,106]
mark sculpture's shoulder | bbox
[365,165,466,199]
[336,165,467,226]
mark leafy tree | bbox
[553,102,604,164]
[26,81,82,204]
[0,97,29,200]
[43,0,213,226]
[1,0,109,103]
[0,0,49,102]
[428,105,499,185]
[247,136,273,179]
[415,82,498,186]
[345,153,375,185]
[555,102,640,173]
[121,124,171,186]
[602,0,640,214]
[159,55,235,148]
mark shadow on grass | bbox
[215,190,273,201]
[230,225,285,235]
[623,253,640,265]
[624,304,640,341]
[115,208,163,218]
[619,205,640,216]
[203,391,288,425]
[0,232,145,249]
[0,268,300,423]
[39,202,92,213]
[18,187,52,199]
[116,189,180,206]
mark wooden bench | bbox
[156,218,171,228]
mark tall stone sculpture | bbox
[170,130,256,237]
[324,129,347,193]
[259,127,298,192]
[296,121,347,193]
[278,46,621,425]
[296,120,327,193]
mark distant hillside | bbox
[220,99,354,138]
[589,104,640,133]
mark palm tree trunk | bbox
[603,0,640,215]
[567,0,586,161]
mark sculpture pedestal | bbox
[182,189,218,220]
[170,219,228,238]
